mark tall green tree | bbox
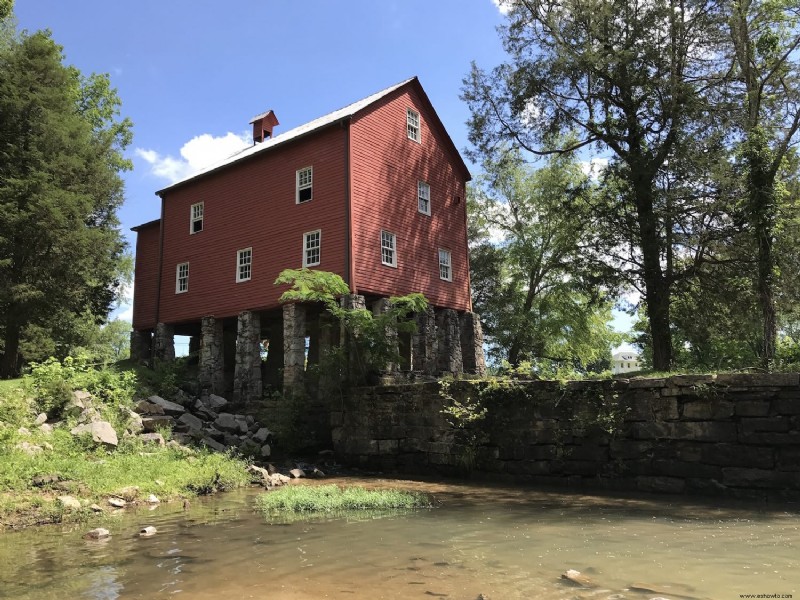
[727,0,800,367]
[0,29,132,377]
[469,149,622,370]
[462,0,726,370]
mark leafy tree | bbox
[462,0,726,370]
[275,268,428,384]
[727,0,800,367]
[0,0,12,22]
[0,29,132,377]
[469,149,622,371]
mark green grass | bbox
[0,359,251,529]
[0,378,25,395]
[255,484,431,521]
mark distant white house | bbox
[611,351,641,374]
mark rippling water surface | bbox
[0,477,798,599]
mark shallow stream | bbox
[0,477,798,599]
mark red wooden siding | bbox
[157,124,348,325]
[350,87,471,311]
[131,221,160,330]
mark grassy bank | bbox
[0,359,250,529]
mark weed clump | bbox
[256,484,431,521]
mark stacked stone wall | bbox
[332,374,800,500]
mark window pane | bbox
[297,167,312,203]
[381,231,396,266]
[418,181,430,214]
[438,249,451,281]
[304,231,320,266]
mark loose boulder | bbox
[147,395,185,416]
[58,495,81,510]
[138,432,166,446]
[177,412,203,433]
[71,421,118,447]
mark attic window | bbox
[296,167,312,203]
[190,202,203,234]
[407,108,420,143]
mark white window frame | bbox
[417,180,431,216]
[175,262,189,294]
[236,248,252,283]
[296,166,313,204]
[438,248,452,282]
[190,202,203,234]
[303,230,321,267]
[407,108,420,143]
[381,230,397,268]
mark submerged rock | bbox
[139,526,157,538]
[561,569,596,588]
[84,528,110,540]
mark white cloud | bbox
[111,277,134,323]
[580,157,608,179]
[491,0,514,14]
[115,304,133,323]
[135,131,251,184]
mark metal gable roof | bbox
[156,77,416,195]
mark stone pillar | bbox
[233,311,262,405]
[342,294,366,384]
[129,330,152,363]
[436,309,463,376]
[412,306,437,375]
[153,323,175,362]
[372,298,398,374]
[283,303,306,393]
[459,312,487,376]
[199,316,225,395]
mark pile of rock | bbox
[133,392,273,458]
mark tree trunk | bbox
[635,181,673,371]
[507,270,541,367]
[748,151,777,369]
[1,320,21,379]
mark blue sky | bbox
[14,0,634,349]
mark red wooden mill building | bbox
[131,77,485,403]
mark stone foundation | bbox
[129,330,152,363]
[333,374,800,500]
[232,311,262,405]
[153,323,175,362]
[199,316,225,395]
[459,312,486,376]
[436,309,463,376]
[283,303,306,394]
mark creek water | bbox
[0,477,798,599]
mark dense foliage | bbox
[468,149,622,372]
[464,0,800,372]
[0,17,132,377]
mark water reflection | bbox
[0,477,798,599]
